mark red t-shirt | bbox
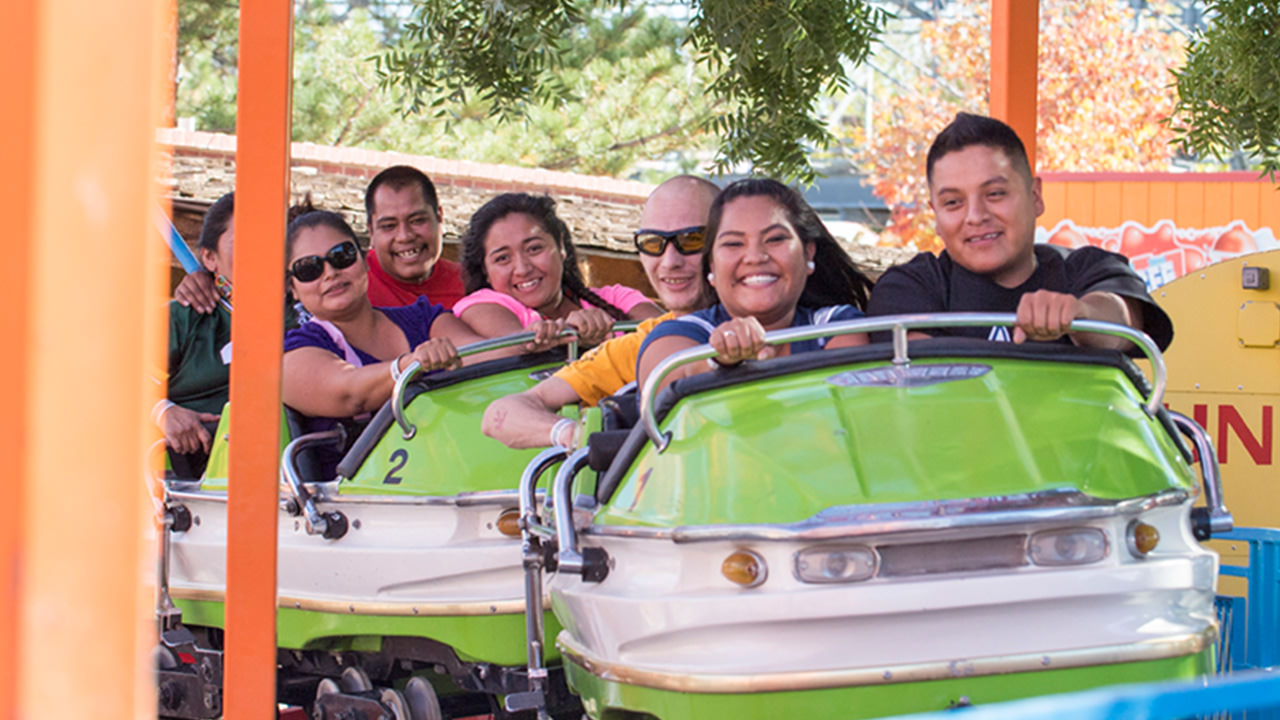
[365,250,466,310]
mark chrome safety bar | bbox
[389,322,642,439]
[280,428,346,536]
[1169,411,1234,536]
[553,447,593,575]
[512,447,570,719]
[639,313,1166,452]
[519,447,568,540]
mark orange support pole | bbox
[991,0,1039,171]
[4,0,169,716]
[0,0,35,712]
[224,0,293,716]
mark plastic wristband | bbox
[550,417,576,449]
[389,352,410,383]
[151,399,176,426]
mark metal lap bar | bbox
[519,447,568,541]
[391,322,637,439]
[553,448,593,575]
[638,313,1166,452]
[280,429,345,536]
[1169,411,1234,536]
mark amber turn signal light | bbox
[722,549,767,588]
[496,508,523,538]
[1127,521,1160,557]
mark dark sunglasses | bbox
[633,226,707,256]
[288,240,359,282]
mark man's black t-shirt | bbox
[866,244,1173,351]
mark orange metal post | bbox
[6,0,168,716]
[990,0,1039,171]
[0,0,35,714]
[224,0,294,716]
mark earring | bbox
[707,272,715,283]
[806,260,816,271]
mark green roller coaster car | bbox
[521,313,1232,720]
[157,331,596,720]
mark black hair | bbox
[702,178,873,311]
[285,206,359,263]
[198,192,235,252]
[459,193,627,320]
[365,165,441,223]
[926,112,1033,187]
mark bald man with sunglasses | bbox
[482,175,719,449]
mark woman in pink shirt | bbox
[454,193,663,347]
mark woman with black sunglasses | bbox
[282,210,514,448]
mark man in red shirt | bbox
[174,165,466,312]
[363,165,465,309]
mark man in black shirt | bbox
[867,113,1172,352]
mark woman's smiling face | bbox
[288,224,368,319]
[709,195,815,329]
[481,212,565,314]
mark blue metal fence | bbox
[885,528,1280,719]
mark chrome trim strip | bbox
[170,587,529,616]
[556,627,1213,694]
[585,489,1190,543]
[164,488,541,508]
[638,313,1167,453]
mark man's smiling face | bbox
[369,182,442,284]
[929,144,1044,288]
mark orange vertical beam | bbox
[0,0,35,713]
[224,0,293,716]
[12,0,167,716]
[991,0,1039,171]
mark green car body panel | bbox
[600,358,1193,529]
[564,650,1211,720]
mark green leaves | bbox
[687,0,887,183]
[1171,0,1280,179]
[378,0,887,182]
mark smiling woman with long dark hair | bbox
[454,193,664,347]
[636,178,874,392]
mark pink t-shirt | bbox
[452,284,651,328]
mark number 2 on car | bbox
[383,448,408,484]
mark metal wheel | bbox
[154,645,179,670]
[403,677,443,720]
[339,666,373,693]
[379,687,411,720]
[312,678,341,720]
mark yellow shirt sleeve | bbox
[553,312,674,407]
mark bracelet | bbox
[706,356,741,370]
[389,352,410,383]
[550,417,576,449]
[151,399,176,426]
